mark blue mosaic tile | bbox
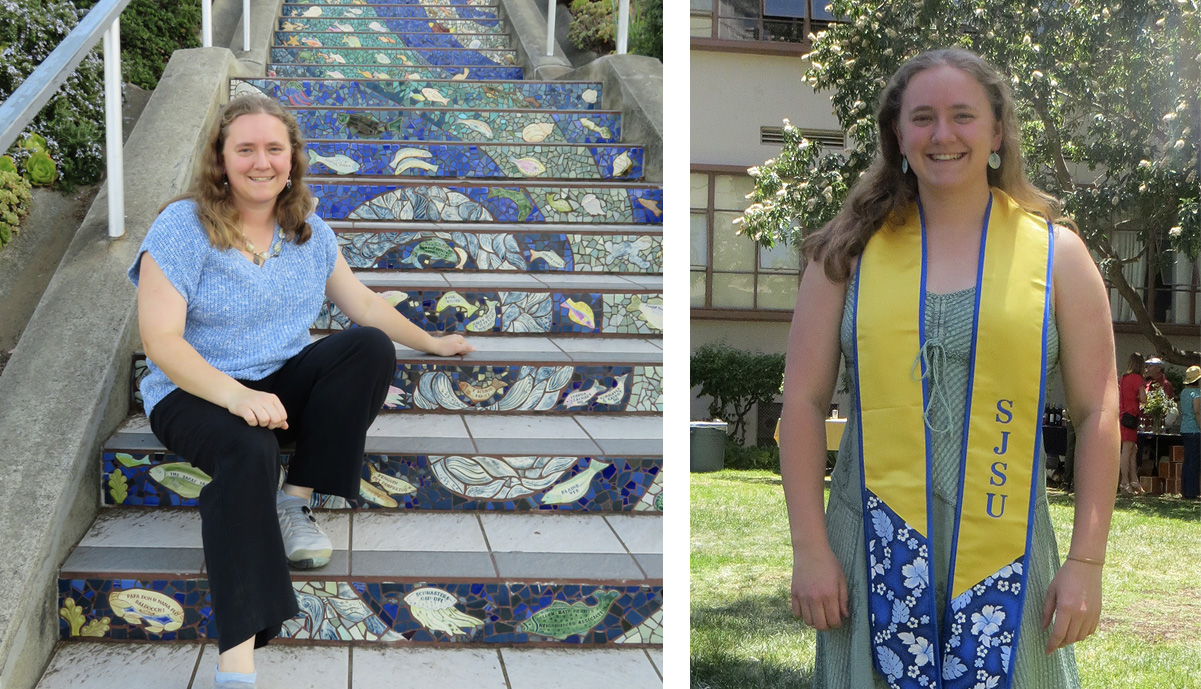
[270,46,517,68]
[233,78,604,111]
[281,16,506,33]
[276,31,511,50]
[281,4,501,21]
[294,108,622,144]
[304,141,643,179]
[268,63,524,81]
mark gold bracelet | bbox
[1066,554,1104,566]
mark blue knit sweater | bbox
[127,200,338,416]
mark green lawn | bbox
[690,470,1201,688]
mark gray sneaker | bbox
[276,491,332,569]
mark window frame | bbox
[690,0,838,53]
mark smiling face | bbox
[894,65,1002,197]
[220,112,293,212]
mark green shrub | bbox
[74,0,202,90]
[724,435,781,471]
[629,0,661,60]
[568,0,615,54]
[690,342,786,440]
[0,170,34,250]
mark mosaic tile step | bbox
[59,511,662,645]
[108,412,663,458]
[281,16,507,34]
[310,179,663,224]
[315,271,663,335]
[269,62,525,81]
[276,31,512,51]
[303,141,643,180]
[234,78,604,111]
[35,645,664,689]
[269,46,517,69]
[286,0,499,6]
[104,449,663,512]
[281,4,502,21]
[293,107,622,144]
[332,224,662,273]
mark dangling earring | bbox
[988,151,1001,170]
[901,156,909,173]
[285,178,292,190]
[222,175,229,192]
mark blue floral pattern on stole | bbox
[942,558,1026,689]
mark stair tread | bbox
[353,270,661,290]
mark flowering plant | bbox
[1142,384,1177,423]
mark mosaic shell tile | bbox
[338,230,659,273]
[59,579,663,645]
[276,31,512,50]
[270,46,517,68]
[269,63,524,81]
[102,451,663,512]
[281,5,502,22]
[294,108,621,144]
[280,17,506,34]
[320,289,664,334]
[304,141,643,180]
[233,78,604,111]
[314,183,663,224]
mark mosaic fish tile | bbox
[314,183,662,224]
[624,366,663,412]
[602,293,662,334]
[233,78,604,111]
[338,230,659,273]
[281,5,502,22]
[304,141,643,180]
[59,580,662,645]
[269,63,524,81]
[269,46,517,69]
[276,31,511,50]
[320,289,664,334]
[102,451,663,513]
[280,17,506,34]
[294,108,621,144]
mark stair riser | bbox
[284,0,498,6]
[305,141,643,180]
[271,46,515,68]
[339,231,660,273]
[277,31,511,50]
[283,17,507,33]
[314,183,663,224]
[296,108,621,144]
[60,580,663,645]
[104,451,663,512]
[270,63,524,81]
[315,290,663,335]
[233,79,604,111]
[283,5,501,20]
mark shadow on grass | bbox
[1048,489,1201,520]
[691,656,814,689]
[691,590,817,689]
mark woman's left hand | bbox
[430,333,475,357]
[1041,558,1103,654]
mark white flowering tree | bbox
[738,0,1200,364]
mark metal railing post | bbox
[102,18,124,238]
[545,0,556,56]
[243,0,251,50]
[202,0,212,47]
[616,0,629,54]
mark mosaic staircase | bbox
[38,0,662,685]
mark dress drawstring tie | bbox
[912,340,954,435]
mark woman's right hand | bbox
[225,386,289,430]
[792,544,849,630]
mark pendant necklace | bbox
[241,225,285,267]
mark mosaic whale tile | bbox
[313,182,663,224]
[59,579,663,645]
[276,31,512,50]
[338,230,660,273]
[281,5,502,21]
[233,78,604,111]
[295,108,620,144]
[315,289,664,334]
[304,141,643,180]
[280,17,506,34]
[269,63,524,81]
[270,46,517,68]
[103,450,663,512]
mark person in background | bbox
[1144,356,1174,398]
[1118,352,1147,495]
[1180,365,1200,500]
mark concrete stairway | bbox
[36,0,662,686]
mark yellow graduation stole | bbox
[853,189,1053,689]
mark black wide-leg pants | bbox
[149,327,395,652]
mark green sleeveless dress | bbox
[813,281,1080,689]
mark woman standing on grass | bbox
[1117,352,1148,495]
[779,48,1118,689]
[129,94,472,688]
[1180,366,1201,500]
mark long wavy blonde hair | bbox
[804,48,1068,281]
[165,94,314,249]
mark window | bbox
[1108,230,1200,329]
[692,169,802,314]
[690,0,841,44]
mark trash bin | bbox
[690,421,728,472]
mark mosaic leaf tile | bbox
[281,5,502,22]
[281,17,507,34]
[319,288,664,334]
[314,183,662,223]
[276,31,512,50]
[233,78,604,111]
[269,63,524,81]
[295,108,621,144]
[270,46,517,68]
[102,451,663,512]
[304,141,643,180]
[338,230,659,273]
[59,579,662,645]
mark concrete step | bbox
[276,31,513,50]
[303,140,643,180]
[57,510,663,645]
[310,179,663,224]
[293,106,622,144]
[36,644,663,689]
[313,271,663,335]
[270,45,517,68]
[233,78,604,111]
[332,222,662,273]
[281,15,507,34]
[269,62,524,81]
